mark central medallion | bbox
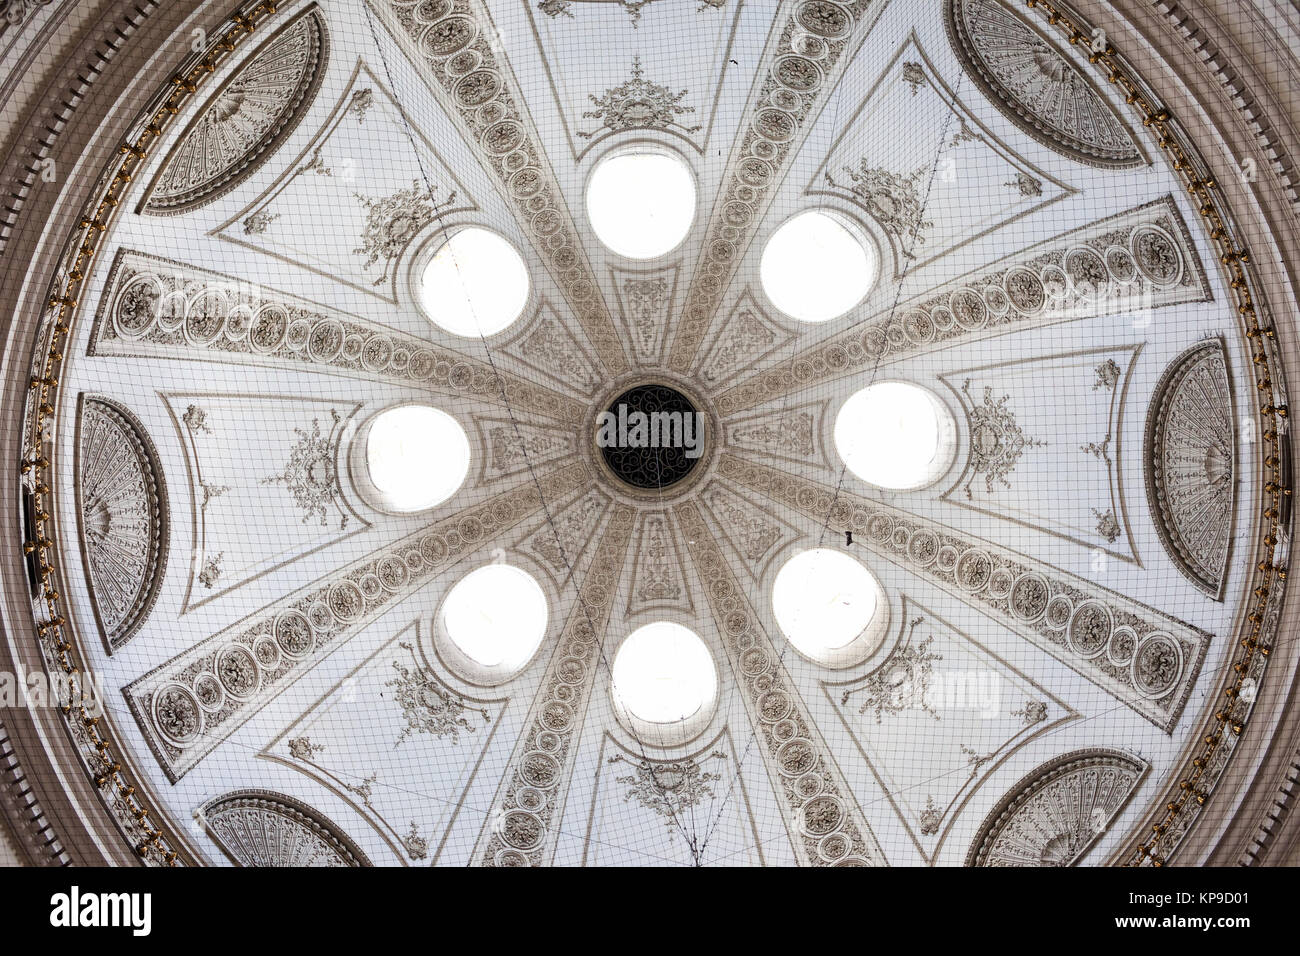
[596,383,704,491]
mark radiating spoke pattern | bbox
[718,454,1210,731]
[126,461,590,781]
[675,501,887,865]
[5,0,1286,871]
[374,0,630,374]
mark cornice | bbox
[0,0,214,866]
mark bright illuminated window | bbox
[612,622,717,740]
[834,382,956,489]
[441,564,547,675]
[772,549,888,668]
[419,227,529,337]
[365,405,469,512]
[761,210,876,322]
[586,151,696,259]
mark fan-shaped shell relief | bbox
[1144,340,1236,598]
[2,0,1290,872]
[144,7,330,213]
[199,790,372,866]
[74,396,169,652]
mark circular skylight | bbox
[441,564,547,677]
[365,405,470,512]
[611,622,717,741]
[419,227,529,337]
[760,210,876,322]
[834,382,956,489]
[772,549,888,668]
[586,151,696,259]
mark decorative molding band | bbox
[944,0,1143,168]
[0,718,69,865]
[89,248,584,424]
[715,195,1209,415]
[74,395,169,653]
[199,789,372,866]
[665,0,889,373]
[674,500,887,866]
[0,0,162,256]
[966,748,1148,866]
[18,0,295,866]
[375,0,629,374]
[1153,0,1300,216]
[720,455,1212,732]
[142,5,328,214]
[476,503,636,866]
[1144,338,1235,599]
[124,460,591,782]
[1004,0,1286,865]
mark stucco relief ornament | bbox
[1004,171,1043,197]
[1081,432,1112,466]
[637,515,682,602]
[902,61,925,95]
[1093,508,1121,543]
[826,163,933,247]
[146,9,328,212]
[260,411,348,529]
[967,750,1147,866]
[531,492,605,569]
[518,317,602,393]
[962,381,1045,497]
[1145,341,1235,596]
[539,0,724,26]
[610,754,724,826]
[919,796,942,835]
[296,148,332,178]
[242,210,279,235]
[944,0,1142,168]
[404,822,429,860]
[201,791,371,866]
[198,552,223,589]
[1092,358,1121,390]
[199,481,228,511]
[182,404,211,434]
[345,772,377,808]
[386,643,488,747]
[729,412,815,458]
[842,623,944,723]
[537,0,573,18]
[702,488,781,562]
[288,736,323,761]
[76,398,168,649]
[489,426,566,473]
[352,180,457,285]
[579,58,702,139]
[348,88,374,123]
[623,276,669,355]
[1,0,51,27]
[701,310,777,385]
[116,280,160,336]
[1012,699,1048,725]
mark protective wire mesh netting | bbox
[8,0,1294,868]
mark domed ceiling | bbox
[1,0,1296,867]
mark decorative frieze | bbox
[674,500,886,866]
[125,461,590,781]
[715,196,1210,415]
[720,455,1210,731]
[477,504,636,866]
[90,250,583,423]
